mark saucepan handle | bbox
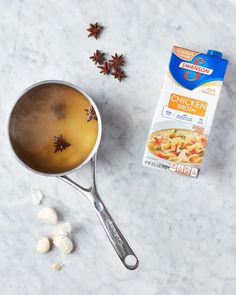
[91,190,139,270]
[59,156,139,270]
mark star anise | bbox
[85,105,97,121]
[90,50,105,65]
[87,22,103,39]
[109,53,125,69]
[98,61,111,75]
[53,135,71,153]
[112,68,127,82]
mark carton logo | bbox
[180,58,213,81]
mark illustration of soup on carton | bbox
[143,46,228,177]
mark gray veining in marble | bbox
[0,0,236,294]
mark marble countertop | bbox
[1,0,236,294]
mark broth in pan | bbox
[9,83,98,174]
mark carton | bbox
[143,46,228,177]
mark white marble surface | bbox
[0,0,236,294]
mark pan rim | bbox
[7,80,102,177]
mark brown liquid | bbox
[9,83,99,174]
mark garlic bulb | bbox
[53,235,73,255]
[37,207,58,225]
[36,236,50,253]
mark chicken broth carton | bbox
[143,46,228,177]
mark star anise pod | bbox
[85,105,97,121]
[87,22,103,39]
[109,53,125,69]
[53,135,71,153]
[98,61,111,75]
[112,68,127,82]
[90,50,105,65]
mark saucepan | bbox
[8,80,139,270]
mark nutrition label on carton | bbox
[162,106,208,127]
[169,162,199,177]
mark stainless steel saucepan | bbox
[8,80,139,270]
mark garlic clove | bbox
[31,187,44,205]
[36,236,50,253]
[37,207,58,225]
[52,262,63,271]
[53,235,73,255]
[54,222,72,238]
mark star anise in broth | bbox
[87,22,103,39]
[90,50,105,65]
[53,135,71,153]
[109,53,125,69]
[112,68,126,82]
[85,105,97,121]
[98,61,111,75]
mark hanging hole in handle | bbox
[124,255,139,270]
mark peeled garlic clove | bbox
[54,222,72,238]
[52,262,63,271]
[37,207,58,225]
[53,235,73,255]
[31,187,44,205]
[36,236,50,253]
